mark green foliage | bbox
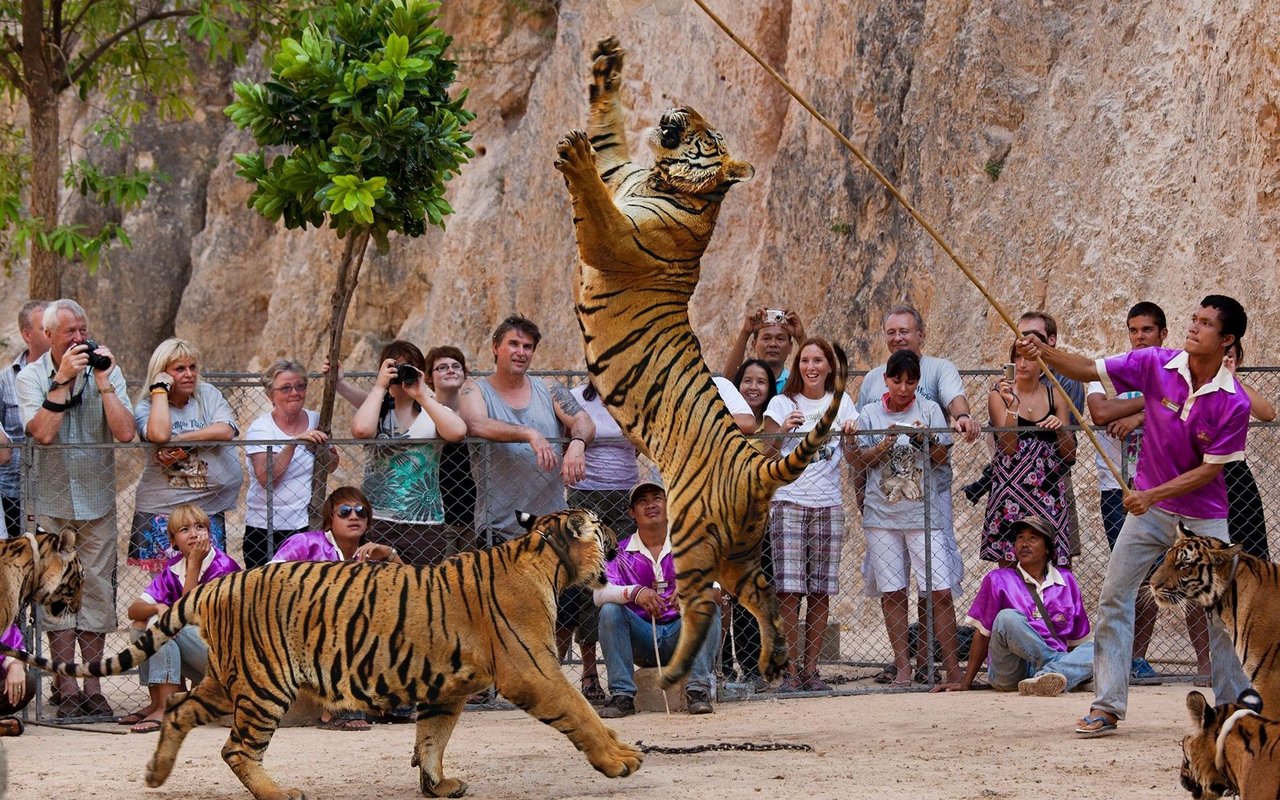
[225,0,474,245]
[0,1,319,276]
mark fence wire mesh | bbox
[8,368,1277,720]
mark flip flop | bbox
[130,719,162,734]
[117,710,149,726]
[873,667,895,685]
[0,716,24,737]
[1075,714,1118,738]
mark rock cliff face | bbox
[5,0,1277,377]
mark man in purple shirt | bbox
[1017,295,1251,737]
[594,481,721,718]
[943,517,1093,696]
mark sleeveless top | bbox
[472,377,566,540]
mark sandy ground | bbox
[0,684,1207,800]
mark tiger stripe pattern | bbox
[0,509,640,800]
[554,36,848,687]
[1182,689,1280,800]
[1150,524,1280,716]
[0,526,82,627]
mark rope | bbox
[688,0,1127,494]
[652,613,671,714]
[638,740,815,754]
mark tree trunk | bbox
[23,0,64,299]
[309,229,371,525]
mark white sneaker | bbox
[1018,672,1068,697]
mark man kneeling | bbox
[944,516,1093,695]
[595,481,721,718]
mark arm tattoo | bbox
[552,385,583,416]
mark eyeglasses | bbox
[272,382,307,394]
[432,363,464,373]
[336,504,366,518]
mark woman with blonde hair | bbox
[130,338,243,572]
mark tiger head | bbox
[1181,689,1264,800]
[647,106,754,194]
[30,526,83,618]
[1149,524,1239,611]
[516,509,618,589]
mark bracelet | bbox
[98,384,115,394]
[148,382,170,393]
[150,388,169,396]
[954,413,971,421]
[41,398,70,413]
[569,437,586,447]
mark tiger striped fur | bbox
[554,36,848,688]
[0,526,81,627]
[1182,689,1280,800]
[1150,524,1280,717]
[0,509,640,800]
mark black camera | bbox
[391,363,419,386]
[81,340,112,371]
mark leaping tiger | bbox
[554,35,848,687]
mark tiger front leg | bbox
[412,698,468,798]
[721,562,789,681]
[587,36,630,177]
[498,671,643,779]
[554,130,642,272]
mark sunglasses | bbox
[336,504,366,519]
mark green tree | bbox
[225,0,472,516]
[0,1,314,298]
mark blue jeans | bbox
[1092,507,1248,719]
[598,602,721,697]
[987,609,1094,691]
[133,626,208,686]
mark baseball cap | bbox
[1001,516,1055,550]
[627,480,666,508]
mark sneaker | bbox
[1129,658,1162,686]
[1018,672,1068,697]
[598,694,636,719]
[686,690,714,715]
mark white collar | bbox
[168,548,217,580]
[1216,708,1259,771]
[323,529,346,561]
[625,531,672,564]
[1162,350,1237,395]
[1016,563,1065,591]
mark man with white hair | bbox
[16,298,134,719]
[0,300,50,537]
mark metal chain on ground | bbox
[637,740,814,754]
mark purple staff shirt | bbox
[964,565,1091,653]
[1096,347,1249,519]
[0,624,24,672]
[603,534,679,624]
[139,549,242,606]
[270,530,344,563]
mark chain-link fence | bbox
[8,368,1278,720]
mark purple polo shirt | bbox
[0,624,24,672]
[1096,347,1249,518]
[270,530,343,563]
[139,549,242,606]
[604,534,679,624]
[964,565,1090,653]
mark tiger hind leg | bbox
[218,688,301,800]
[498,670,643,779]
[659,532,727,688]
[722,562,789,681]
[411,697,468,798]
[146,676,232,788]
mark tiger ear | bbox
[1187,690,1214,729]
[722,159,754,185]
[57,526,77,557]
[514,511,538,532]
[1206,543,1242,564]
[1238,689,1264,715]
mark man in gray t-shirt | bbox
[459,314,595,542]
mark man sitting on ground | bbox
[941,516,1094,696]
[595,481,721,718]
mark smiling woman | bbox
[129,338,243,573]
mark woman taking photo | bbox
[980,332,1077,567]
[242,359,337,568]
[761,337,857,693]
[131,338,243,573]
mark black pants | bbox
[1,495,21,539]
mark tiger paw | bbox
[420,775,467,798]
[588,739,644,778]
[589,36,624,101]
[554,130,597,179]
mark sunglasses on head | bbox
[336,504,366,519]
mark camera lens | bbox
[395,364,419,386]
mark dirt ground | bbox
[0,683,1206,800]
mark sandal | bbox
[1075,713,1119,738]
[314,716,370,732]
[130,719,162,734]
[580,677,607,706]
[913,666,944,685]
[82,692,114,718]
[0,716,23,737]
[873,666,895,685]
[117,709,150,726]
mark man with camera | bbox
[15,298,134,719]
[723,306,806,393]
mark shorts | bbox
[556,585,600,646]
[767,501,844,595]
[862,527,958,595]
[39,513,118,633]
[129,511,227,573]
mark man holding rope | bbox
[1016,295,1251,737]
